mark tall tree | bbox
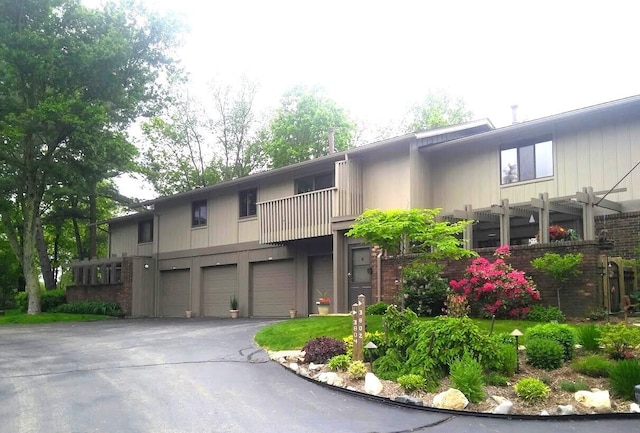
[264,85,356,169]
[404,91,473,132]
[0,0,181,313]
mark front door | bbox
[348,246,372,309]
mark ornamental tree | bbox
[531,252,582,311]
[449,246,540,319]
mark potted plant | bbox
[230,295,239,319]
[289,308,297,319]
[316,290,331,316]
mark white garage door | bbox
[251,260,295,317]
[202,265,238,317]
[159,269,190,317]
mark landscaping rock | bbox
[491,395,508,405]
[492,400,513,415]
[346,386,357,391]
[316,372,345,387]
[433,388,469,410]
[289,362,298,372]
[630,403,640,413]
[539,410,549,416]
[394,395,424,406]
[364,373,384,395]
[556,405,575,415]
[268,350,304,363]
[574,389,612,413]
[309,362,324,371]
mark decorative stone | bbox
[539,410,549,416]
[346,386,357,391]
[556,405,575,415]
[309,362,324,371]
[492,400,513,415]
[433,388,469,410]
[574,390,612,413]
[394,395,424,406]
[289,362,298,372]
[316,372,345,387]
[364,373,384,395]
[491,395,508,405]
[630,403,640,413]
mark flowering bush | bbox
[449,246,540,318]
[548,225,567,241]
[316,290,331,305]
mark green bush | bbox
[526,338,564,370]
[55,301,122,316]
[571,355,614,378]
[16,289,66,312]
[609,359,640,400]
[528,323,577,361]
[402,262,450,317]
[495,342,517,376]
[598,323,640,360]
[347,360,368,379]
[559,380,589,392]
[515,378,550,403]
[576,324,601,352]
[365,302,389,315]
[327,354,351,371]
[485,372,509,387]
[397,374,426,392]
[449,354,485,403]
[525,305,565,323]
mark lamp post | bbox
[510,329,524,373]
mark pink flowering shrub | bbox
[444,294,470,318]
[449,246,540,319]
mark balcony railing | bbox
[258,188,334,243]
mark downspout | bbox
[154,214,160,317]
[377,248,383,303]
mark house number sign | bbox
[352,294,366,361]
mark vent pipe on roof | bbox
[328,127,335,154]
[511,104,519,124]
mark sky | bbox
[115,0,640,198]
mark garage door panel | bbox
[203,265,238,317]
[252,260,295,317]
[159,270,190,317]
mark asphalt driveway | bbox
[0,319,636,433]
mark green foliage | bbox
[571,355,614,378]
[576,324,601,352]
[485,372,509,387]
[327,354,351,372]
[609,359,640,400]
[230,295,238,310]
[372,347,405,381]
[531,253,583,282]
[586,308,607,321]
[449,354,485,403]
[525,305,565,323]
[515,378,550,403]
[495,343,517,376]
[402,262,449,317]
[366,302,389,316]
[526,338,565,370]
[342,331,386,362]
[347,360,368,380]
[16,290,66,313]
[528,323,577,361]
[598,323,640,360]
[0,233,21,309]
[55,301,123,317]
[346,208,475,260]
[405,90,473,132]
[396,374,426,392]
[559,380,589,393]
[302,336,346,364]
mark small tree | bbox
[531,252,583,311]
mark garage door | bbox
[251,260,295,317]
[159,269,190,317]
[309,255,333,315]
[202,265,238,317]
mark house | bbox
[69,95,640,318]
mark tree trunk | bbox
[88,181,97,259]
[22,185,42,315]
[36,216,56,290]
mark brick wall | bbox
[66,257,133,316]
[595,211,640,259]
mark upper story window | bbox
[239,188,257,218]
[138,219,153,243]
[192,200,207,227]
[501,139,553,185]
[295,172,334,194]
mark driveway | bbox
[0,319,636,433]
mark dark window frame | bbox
[192,200,208,227]
[295,172,334,194]
[138,219,154,243]
[239,188,257,218]
[500,137,554,185]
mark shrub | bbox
[485,372,509,386]
[515,378,550,403]
[327,354,351,371]
[347,360,368,379]
[444,293,470,318]
[55,301,123,316]
[571,355,614,378]
[403,262,449,317]
[559,380,589,392]
[16,289,66,312]
[525,305,565,323]
[302,336,346,364]
[372,347,405,381]
[598,323,640,360]
[449,354,485,403]
[365,302,389,316]
[343,331,386,362]
[449,246,540,318]
[495,342,517,376]
[528,323,577,361]
[586,308,607,321]
[609,359,640,400]
[397,374,426,392]
[576,324,601,352]
[526,338,564,370]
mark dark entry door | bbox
[348,246,372,309]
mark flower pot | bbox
[289,309,297,319]
[317,304,330,316]
[185,310,192,318]
[230,309,239,319]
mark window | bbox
[192,200,207,227]
[138,219,153,243]
[295,172,334,194]
[239,188,257,218]
[501,139,553,184]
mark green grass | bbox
[0,309,114,325]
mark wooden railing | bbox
[70,257,126,286]
[334,159,363,218]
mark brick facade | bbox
[595,211,640,259]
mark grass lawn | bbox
[254,315,583,350]
[0,309,114,325]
